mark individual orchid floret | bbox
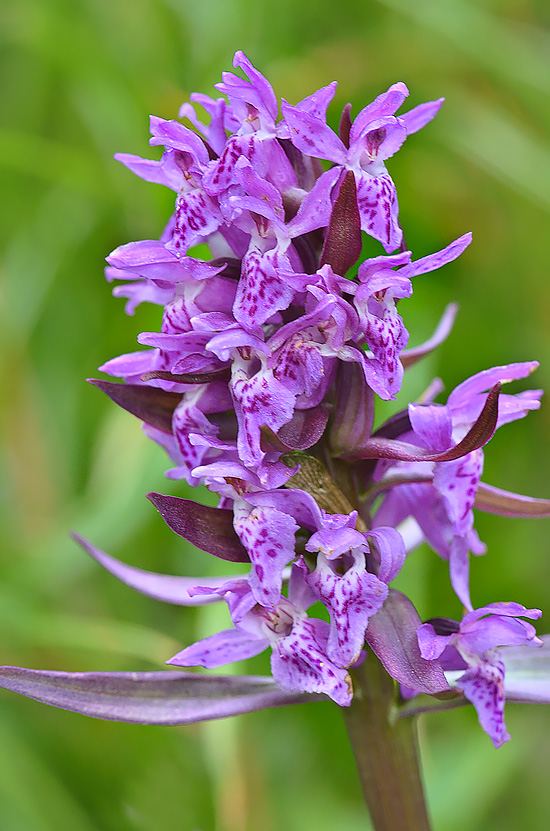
[266,265,392,402]
[281,83,443,251]
[305,521,404,667]
[230,351,296,471]
[241,488,406,668]
[354,233,472,398]
[373,362,541,608]
[115,118,224,257]
[167,562,353,706]
[224,156,296,329]
[202,52,297,196]
[216,50,279,135]
[418,602,542,747]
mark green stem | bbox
[342,657,431,831]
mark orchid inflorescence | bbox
[2,51,549,753]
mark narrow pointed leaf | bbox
[0,667,320,724]
[89,379,181,433]
[365,589,450,695]
[141,367,231,384]
[346,384,500,462]
[475,483,550,517]
[320,170,362,276]
[339,103,352,148]
[147,493,249,562]
[72,534,235,605]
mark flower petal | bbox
[234,504,297,606]
[271,618,353,706]
[367,527,406,583]
[167,628,269,668]
[400,98,444,135]
[308,554,388,667]
[402,232,472,279]
[355,171,401,252]
[281,100,347,164]
[454,658,510,748]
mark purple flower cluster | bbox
[2,52,548,748]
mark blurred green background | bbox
[1,0,549,828]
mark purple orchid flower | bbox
[354,233,472,397]
[418,603,542,747]
[281,83,443,251]
[167,561,353,706]
[373,362,542,607]
[2,51,549,790]
[202,51,297,197]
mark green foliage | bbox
[1,0,549,828]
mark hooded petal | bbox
[454,657,510,748]
[349,83,409,144]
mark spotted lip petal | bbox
[270,617,353,707]
[455,659,510,748]
[355,171,402,252]
[233,503,298,606]
[307,552,388,667]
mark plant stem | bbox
[342,656,431,831]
